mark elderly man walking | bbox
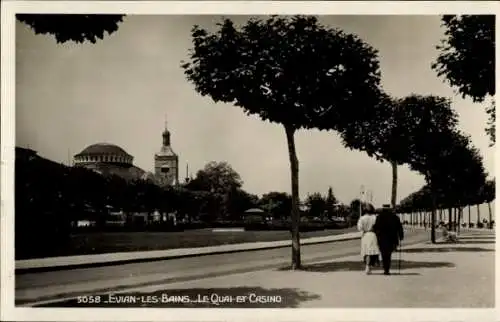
[373,205,404,275]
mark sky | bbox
[15,15,495,206]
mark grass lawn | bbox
[19,227,357,260]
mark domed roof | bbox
[75,143,131,157]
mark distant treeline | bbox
[15,147,369,258]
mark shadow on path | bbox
[456,240,495,244]
[403,247,494,253]
[278,260,454,272]
[35,287,321,308]
[365,272,421,276]
[461,232,495,236]
[457,236,495,240]
[433,240,495,245]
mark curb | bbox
[16,235,362,275]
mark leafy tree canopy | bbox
[433,15,496,145]
[305,192,326,218]
[405,129,487,208]
[340,93,422,168]
[325,187,338,216]
[17,14,125,44]
[481,179,496,204]
[349,199,374,214]
[187,161,243,195]
[181,15,382,131]
[485,100,495,145]
[340,94,460,168]
[432,15,495,103]
[399,186,433,212]
[226,188,260,216]
[259,191,292,218]
[398,95,459,177]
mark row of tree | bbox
[180,15,494,267]
[17,14,495,269]
[398,179,495,228]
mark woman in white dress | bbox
[357,211,380,274]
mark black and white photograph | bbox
[1,1,498,321]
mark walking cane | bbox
[398,239,402,275]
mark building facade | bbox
[154,118,179,186]
[74,143,134,167]
[73,143,151,181]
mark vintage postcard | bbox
[1,1,498,321]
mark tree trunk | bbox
[468,205,471,228]
[430,189,437,243]
[488,202,492,229]
[390,161,398,209]
[448,208,452,230]
[285,125,301,270]
[477,204,481,225]
[453,208,458,232]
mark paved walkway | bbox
[75,230,494,309]
[16,231,362,271]
[18,228,433,306]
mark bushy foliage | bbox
[17,14,125,44]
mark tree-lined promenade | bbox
[16,14,495,270]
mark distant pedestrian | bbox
[440,223,458,243]
[373,207,404,275]
[357,211,380,275]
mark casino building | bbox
[73,143,152,182]
[73,118,179,185]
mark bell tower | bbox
[154,115,179,186]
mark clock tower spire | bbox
[154,114,178,186]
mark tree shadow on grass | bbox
[36,287,321,308]
[277,260,454,273]
[402,246,494,253]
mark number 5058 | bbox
[77,296,101,304]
